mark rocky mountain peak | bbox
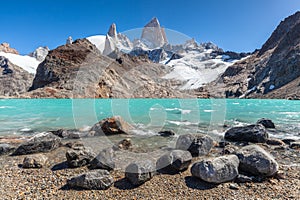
[259,11,300,55]
[141,17,168,48]
[108,23,117,38]
[0,43,19,55]
[29,46,49,62]
[145,17,160,27]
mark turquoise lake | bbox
[0,99,299,140]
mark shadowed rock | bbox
[156,150,192,173]
[125,160,156,186]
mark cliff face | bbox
[0,56,33,97]
[25,39,191,98]
[209,11,300,99]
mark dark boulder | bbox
[158,130,175,137]
[224,124,268,143]
[12,133,61,155]
[257,118,275,128]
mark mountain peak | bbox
[108,23,117,37]
[145,17,160,27]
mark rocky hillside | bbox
[0,56,34,97]
[209,11,300,99]
[24,39,192,98]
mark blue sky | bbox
[1,0,300,54]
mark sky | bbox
[1,0,300,54]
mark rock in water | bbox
[156,150,192,173]
[67,170,114,190]
[158,130,175,137]
[191,155,240,184]
[66,147,96,168]
[90,116,133,136]
[23,154,47,168]
[125,160,156,186]
[257,118,275,128]
[175,134,214,157]
[89,148,115,171]
[12,133,61,155]
[235,145,279,177]
[224,124,268,143]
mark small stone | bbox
[290,142,300,149]
[222,144,239,155]
[158,130,175,137]
[23,154,47,168]
[67,170,114,190]
[235,174,253,183]
[229,183,239,190]
[118,139,132,150]
[266,138,285,146]
[282,139,296,145]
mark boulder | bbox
[224,124,268,143]
[67,170,114,190]
[89,148,115,171]
[191,155,239,184]
[90,116,133,136]
[156,150,192,172]
[12,133,61,155]
[257,118,275,128]
[158,130,175,137]
[125,160,156,186]
[66,147,96,168]
[235,145,279,177]
[175,134,214,156]
[290,142,300,149]
[266,138,285,146]
[0,143,16,155]
[22,154,47,168]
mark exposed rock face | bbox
[29,46,49,62]
[12,133,61,155]
[24,39,189,98]
[224,124,268,143]
[175,134,214,157]
[191,155,239,184]
[141,17,168,48]
[235,145,279,177]
[0,43,19,54]
[209,11,300,99]
[0,56,34,97]
[67,170,114,190]
[90,116,133,136]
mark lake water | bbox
[0,99,299,140]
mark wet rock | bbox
[156,150,192,173]
[266,138,285,146]
[224,124,268,143]
[158,130,175,137]
[90,116,133,136]
[12,133,61,155]
[67,170,114,190]
[282,139,296,145]
[257,118,275,128]
[236,145,279,177]
[23,154,47,168]
[117,139,132,150]
[0,143,16,155]
[89,148,115,171]
[191,155,239,184]
[125,160,156,186]
[66,147,96,168]
[290,142,300,149]
[175,134,214,157]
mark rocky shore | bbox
[0,117,299,199]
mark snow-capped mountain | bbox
[86,17,247,90]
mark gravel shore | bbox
[0,141,299,200]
